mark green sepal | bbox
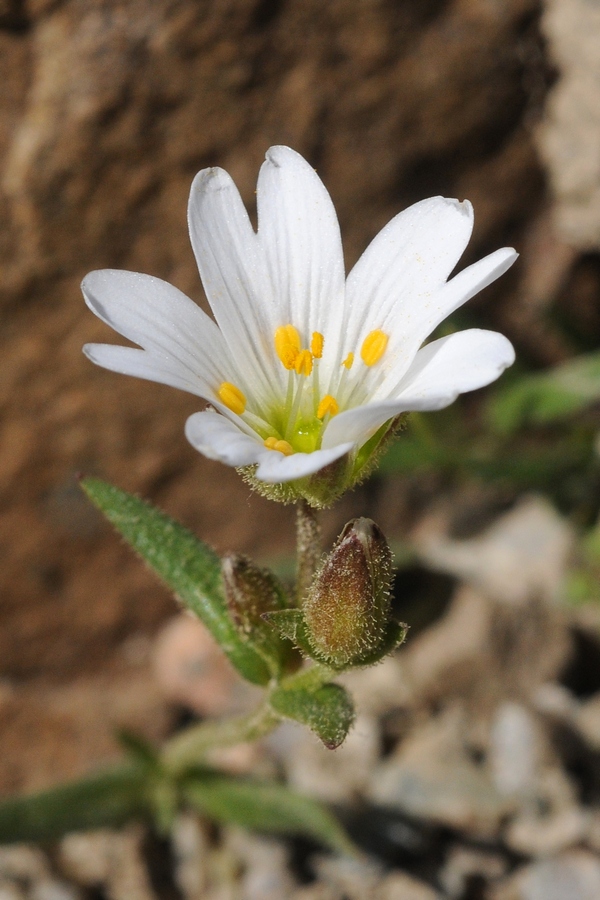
[81,478,271,686]
[265,592,406,674]
[240,452,354,509]
[263,609,311,653]
[269,681,355,749]
[347,619,409,668]
[182,768,355,855]
[0,765,147,844]
[263,609,342,669]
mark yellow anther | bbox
[218,381,246,415]
[361,330,388,366]
[294,349,313,377]
[274,439,294,455]
[317,394,339,419]
[265,436,294,455]
[274,325,301,370]
[342,352,354,370]
[311,332,324,359]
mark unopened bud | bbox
[303,518,393,668]
[222,554,296,676]
[222,554,286,634]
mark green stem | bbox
[296,500,321,604]
[162,701,281,776]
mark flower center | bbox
[217,325,389,457]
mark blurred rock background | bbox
[2,0,600,820]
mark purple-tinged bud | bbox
[222,554,297,676]
[303,518,393,668]
[222,554,286,633]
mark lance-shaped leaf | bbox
[0,766,146,844]
[270,681,355,749]
[182,769,355,855]
[81,478,270,685]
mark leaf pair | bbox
[0,763,353,855]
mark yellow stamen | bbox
[218,381,246,415]
[342,352,354,370]
[317,394,339,419]
[361,330,388,366]
[265,436,294,455]
[274,325,301,370]
[274,439,294,455]
[311,332,324,359]
[294,349,313,377]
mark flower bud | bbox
[222,554,286,634]
[303,518,393,668]
[222,554,297,676]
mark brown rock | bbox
[152,613,258,718]
[491,851,600,900]
[376,872,441,900]
[368,705,508,837]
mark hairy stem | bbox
[162,702,281,776]
[296,500,321,604]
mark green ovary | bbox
[290,417,322,454]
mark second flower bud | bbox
[303,518,393,668]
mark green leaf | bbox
[270,682,355,749]
[0,766,146,844]
[182,769,355,855]
[81,478,270,685]
[117,729,160,770]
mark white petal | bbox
[395,328,515,399]
[343,197,474,356]
[323,329,515,448]
[185,410,265,468]
[185,409,353,483]
[188,167,282,403]
[254,442,354,484]
[256,146,346,378]
[83,343,211,397]
[368,246,519,400]
[421,247,518,338]
[82,270,226,390]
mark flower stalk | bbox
[295,500,322,604]
[162,701,281,776]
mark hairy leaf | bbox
[270,682,355,749]
[81,478,270,685]
[182,769,355,854]
[0,766,146,844]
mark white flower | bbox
[83,146,517,499]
